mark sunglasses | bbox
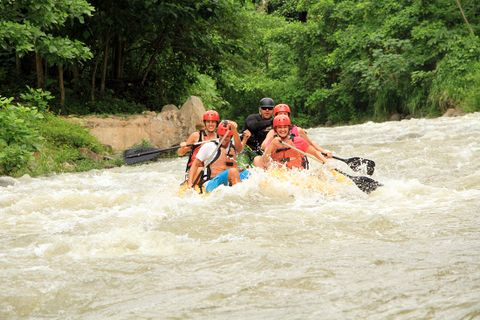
[260,107,273,110]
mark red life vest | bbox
[271,135,309,169]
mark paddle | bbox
[325,154,376,176]
[124,139,217,165]
[279,141,382,194]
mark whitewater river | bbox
[1,113,479,319]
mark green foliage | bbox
[19,86,54,112]
[0,21,43,54]
[277,0,480,123]
[0,96,43,175]
[183,73,227,110]
[59,97,147,115]
[0,0,93,61]
[0,91,117,177]
[37,114,103,153]
[38,36,93,65]
[87,98,146,115]
[463,63,480,112]
[1,0,479,127]
[427,35,480,114]
[131,140,153,149]
[28,144,117,176]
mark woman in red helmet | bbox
[187,120,249,192]
[260,104,333,158]
[178,110,220,177]
[257,115,329,169]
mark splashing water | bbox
[1,113,479,319]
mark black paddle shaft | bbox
[124,145,179,159]
[123,139,219,165]
[123,147,167,165]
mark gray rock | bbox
[389,113,401,121]
[0,176,16,187]
[442,108,465,117]
[161,104,178,112]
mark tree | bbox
[0,0,94,105]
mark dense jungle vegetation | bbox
[1,0,479,176]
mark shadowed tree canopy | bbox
[0,0,479,123]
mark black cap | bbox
[259,97,275,108]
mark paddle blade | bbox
[349,175,382,194]
[123,147,161,165]
[335,170,382,194]
[344,157,376,175]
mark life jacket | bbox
[271,134,309,169]
[290,125,299,137]
[185,130,217,172]
[202,140,237,183]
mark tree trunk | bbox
[15,53,21,76]
[72,64,80,90]
[35,53,45,89]
[100,38,110,95]
[140,33,166,85]
[44,60,48,88]
[114,39,125,79]
[91,55,101,102]
[455,0,474,36]
[141,53,157,86]
[58,64,65,106]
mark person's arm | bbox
[298,128,333,158]
[305,145,328,163]
[261,129,275,150]
[262,137,281,167]
[292,136,328,164]
[187,158,203,187]
[245,114,273,132]
[177,132,200,156]
[186,143,213,187]
[241,129,251,147]
[228,120,243,153]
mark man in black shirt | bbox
[244,97,275,155]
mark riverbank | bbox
[0,92,466,179]
[0,96,206,178]
[64,96,207,151]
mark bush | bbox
[37,114,103,153]
[0,96,43,175]
[1,92,120,177]
[19,86,54,112]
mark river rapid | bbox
[1,113,479,319]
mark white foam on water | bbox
[1,112,480,319]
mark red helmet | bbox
[273,115,291,128]
[216,121,234,137]
[203,110,220,122]
[273,104,291,116]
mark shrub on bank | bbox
[0,90,121,177]
[0,96,43,175]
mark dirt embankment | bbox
[65,96,206,151]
